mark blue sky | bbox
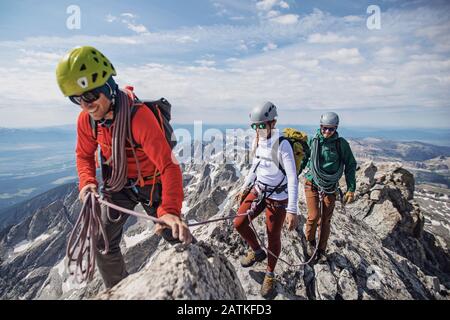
[0,0,449,128]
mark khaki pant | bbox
[304,181,336,251]
[96,184,161,289]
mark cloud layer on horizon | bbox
[0,1,449,128]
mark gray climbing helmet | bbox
[249,101,278,124]
[320,112,339,127]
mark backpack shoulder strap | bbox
[276,136,289,176]
[89,116,98,140]
[335,137,343,163]
[129,103,143,148]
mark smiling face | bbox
[321,125,337,138]
[80,93,112,120]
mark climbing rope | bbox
[66,184,351,282]
[66,192,108,283]
[101,89,144,223]
[243,187,322,267]
[67,132,351,281]
[310,135,344,194]
[66,191,252,282]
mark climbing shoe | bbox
[306,240,316,258]
[240,249,267,267]
[261,273,276,299]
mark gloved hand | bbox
[286,212,299,231]
[79,183,98,203]
[343,191,355,204]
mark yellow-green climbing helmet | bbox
[56,46,117,97]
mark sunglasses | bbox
[251,123,268,130]
[321,126,337,132]
[69,88,102,105]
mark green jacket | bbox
[300,129,357,192]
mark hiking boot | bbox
[317,249,327,264]
[306,240,316,258]
[240,249,267,268]
[261,274,276,299]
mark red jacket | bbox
[75,90,183,217]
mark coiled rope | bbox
[310,135,344,194]
[102,90,143,223]
[67,89,144,282]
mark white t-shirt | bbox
[244,133,299,214]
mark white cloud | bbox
[0,188,36,199]
[321,48,364,64]
[256,0,290,11]
[256,0,279,11]
[256,0,297,24]
[291,58,319,69]
[51,176,77,185]
[269,14,299,25]
[343,15,364,23]
[176,35,199,44]
[106,14,117,23]
[105,12,150,35]
[195,59,216,67]
[121,13,136,19]
[279,1,289,9]
[1,5,449,127]
[308,32,356,44]
[212,2,229,16]
[17,49,62,66]
[263,42,278,51]
[374,46,403,63]
[267,10,280,18]
[360,75,395,86]
[237,40,249,52]
[126,23,149,35]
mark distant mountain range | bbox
[1,125,449,211]
[0,149,448,300]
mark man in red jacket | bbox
[56,46,191,288]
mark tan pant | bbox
[304,181,336,251]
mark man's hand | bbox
[156,214,192,245]
[79,183,98,203]
[285,212,299,231]
[343,191,355,204]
